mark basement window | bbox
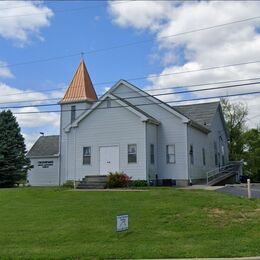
[128,144,137,163]
[166,145,175,164]
[83,146,91,165]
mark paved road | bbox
[216,185,260,199]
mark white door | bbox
[99,146,119,175]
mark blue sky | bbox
[0,1,260,148]
[1,1,164,94]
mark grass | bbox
[0,187,259,259]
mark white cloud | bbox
[22,132,43,151]
[0,82,47,103]
[109,1,260,128]
[102,86,111,94]
[14,107,60,128]
[0,82,60,149]
[108,1,172,31]
[0,1,53,45]
[0,61,14,78]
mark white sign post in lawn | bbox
[116,214,128,232]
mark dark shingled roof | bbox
[27,135,59,158]
[173,102,220,129]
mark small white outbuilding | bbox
[27,135,59,186]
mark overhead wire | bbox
[1,80,260,109]
[2,61,260,99]
[0,0,133,19]
[0,2,259,118]
[1,14,260,69]
[9,90,260,115]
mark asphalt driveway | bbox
[216,185,260,199]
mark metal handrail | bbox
[206,162,242,185]
[206,164,232,183]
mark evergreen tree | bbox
[0,110,30,187]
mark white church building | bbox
[27,59,229,186]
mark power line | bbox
[93,60,260,87]
[2,59,260,99]
[0,1,63,11]
[0,4,34,11]
[1,80,260,108]
[0,1,133,19]
[1,74,259,99]
[10,90,260,115]
[1,15,260,69]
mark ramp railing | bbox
[206,161,243,185]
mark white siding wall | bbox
[208,107,229,168]
[27,157,59,186]
[65,99,147,181]
[187,106,229,181]
[60,83,228,184]
[113,83,189,180]
[187,126,209,180]
[60,102,92,184]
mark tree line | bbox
[221,99,260,182]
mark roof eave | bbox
[106,80,190,122]
[188,120,211,134]
[59,98,97,105]
[146,119,160,125]
[27,154,60,159]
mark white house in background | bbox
[27,59,229,186]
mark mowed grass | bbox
[0,188,259,259]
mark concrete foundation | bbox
[176,179,190,187]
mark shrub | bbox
[129,180,148,187]
[62,180,74,188]
[108,172,131,188]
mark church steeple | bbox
[60,59,98,104]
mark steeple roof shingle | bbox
[60,59,97,104]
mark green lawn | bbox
[0,187,259,259]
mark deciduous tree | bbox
[221,99,248,161]
[242,128,260,182]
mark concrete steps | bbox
[77,175,108,189]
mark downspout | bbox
[156,122,159,186]
[58,107,62,186]
[73,128,77,189]
[187,123,192,185]
[66,132,69,181]
[145,121,148,184]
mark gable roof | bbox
[64,93,160,132]
[60,59,97,104]
[173,102,220,129]
[108,80,189,122]
[63,79,212,134]
[111,94,160,125]
[27,135,59,158]
[108,80,210,133]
